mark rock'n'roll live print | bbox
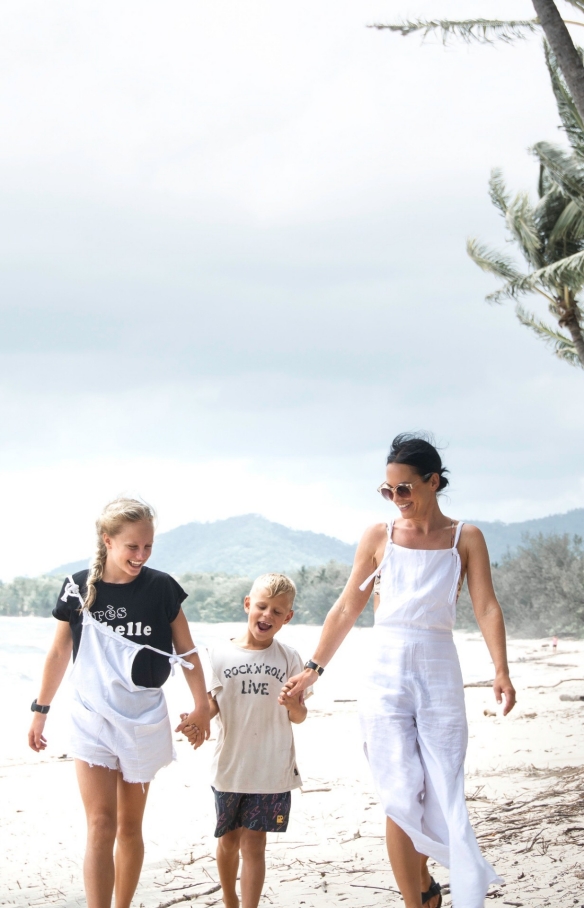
[207,638,304,794]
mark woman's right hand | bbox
[285,668,318,699]
[28,713,48,752]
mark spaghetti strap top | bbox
[360,522,465,632]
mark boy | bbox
[184,573,308,908]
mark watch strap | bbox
[31,699,50,714]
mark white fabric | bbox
[207,638,304,793]
[65,577,197,784]
[358,523,502,908]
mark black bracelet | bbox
[31,699,50,714]
[304,660,325,677]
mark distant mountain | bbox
[50,513,358,578]
[471,508,584,563]
[50,509,584,577]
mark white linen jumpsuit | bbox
[62,577,197,784]
[358,522,502,908]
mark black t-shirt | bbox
[53,567,188,688]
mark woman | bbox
[287,435,516,908]
[28,497,211,908]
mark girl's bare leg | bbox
[216,828,242,908]
[75,760,118,908]
[114,775,150,908]
[239,829,266,908]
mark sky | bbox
[2,0,584,579]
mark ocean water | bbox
[2,617,497,764]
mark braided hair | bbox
[84,497,156,609]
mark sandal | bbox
[422,877,442,907]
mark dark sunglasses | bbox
[377,473,434,501]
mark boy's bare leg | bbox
[217,829,242,908]
[239,828,266,908]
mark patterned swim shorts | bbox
[212,787,292,837]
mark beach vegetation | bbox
[3,536,583,636]
[457,532,584,636]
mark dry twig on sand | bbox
[157,883,221,908]
[526,677,584,689]
[471,766,584,852]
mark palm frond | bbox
[564,0,584,15]
[488,168,510,215]
[528,246,584,291]
[485,284,528,305]
[531,141,584,209]
[368,19,539,44]
[547,198,584,243]
[544,43,584,158]
[515,304,580,364]
[466,238,525,284]
[505,192,541,264]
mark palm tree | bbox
[370,2,584,123]
[371,9,584,367]
[467,48,584,368]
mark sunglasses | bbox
[377,473,434,501]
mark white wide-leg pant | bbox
[359,627,502,908]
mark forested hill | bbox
[50,514,358,577]
[50,509,584,576]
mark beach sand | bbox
[1,621,583,907]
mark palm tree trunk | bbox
[562,305,584,366]
[531,0,584,123]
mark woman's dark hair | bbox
[386,433,449,492]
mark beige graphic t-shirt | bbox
[207,638,305,794]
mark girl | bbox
[286,435,516,908]
[28,497,210,908]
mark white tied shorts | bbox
[70,696,174,784]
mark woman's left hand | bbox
[494,673,516,715]
[175,706,211,749]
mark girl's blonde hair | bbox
[84,497,156,609]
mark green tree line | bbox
[1,534,583,636]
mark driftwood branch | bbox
[527,677,584,688]
[157,883,221,908]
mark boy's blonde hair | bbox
[250,573,296,603]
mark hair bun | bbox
[387,432,449,491]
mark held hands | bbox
[494,673,516,716]
[175,705,211,751]
[279,680,307,724]
[28,713,48,753]
[283,667,318,700]
[278,680,304,711]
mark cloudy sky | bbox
[1,0,583,579]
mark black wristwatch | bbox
[31,699,50,714]
[304,660,325,677]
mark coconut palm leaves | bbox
[467,162,584,367]
[546,42,584,157]
[368,19,539,44]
